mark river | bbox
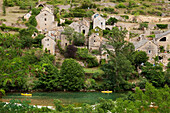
[0,92,126,106]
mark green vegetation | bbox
[106,17,118,25]
[1,83,169,112]
[60,58,85,91]
[156,24,168,29]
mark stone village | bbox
[24,2,170,67]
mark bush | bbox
[91,50,100,55]
[106,17,118,25]
[120,15,129,19]
[64,45,77,58]
[76,48,99,68]
[86,57,99,68]
[139,23,148,30]
[156,24,168,29]
[64,19,73,25]
[116,3,126,8]
[28,15,37,27]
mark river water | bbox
[0,92,126,106]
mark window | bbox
[94,40,96,42]
[46,39,49,41]
[95,29,99,31]
[45,14,47,16]
[44,18,47,21]
[101,22,103,25]
[45,24,46,26]
[148,50,151,54]
[160,37,166,41]
[47,44,49,46]
[83,30,85,34]
[48,50,50,53]
[65,43,67,46]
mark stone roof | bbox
[155,30,170,41]
[133,39,149,49]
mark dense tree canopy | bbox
[60,58,85,91]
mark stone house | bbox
[88,33,102,51]
[154,30,170,51]
[133,39,158,62]
[60,34,70,49]
[69,18,90,36]
[36,7,57,33]
[42,35,56,55]
[92,14,106,30]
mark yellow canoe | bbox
[21,93,32,96]
[101,91,112,93]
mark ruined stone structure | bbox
[69,18,90,36]
[92,14,106,30]
[154,30,170,51]
[42,35,56,55]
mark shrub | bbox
[156,24,168,29]
[64,19,73,25]
[86,57,99,68]
[64,45,77,58]
[91,50,100,55]
[76,48,99,68]
[120,15,129,19]
[116,3,126,8]
[28,15,37,27]
[139,23,148,30]
[106,17,118,25]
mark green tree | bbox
[62,26,74,44]
[35,56,60,91]
[28,15,37,27]
[101,27,135,90]
[141,62,165,87]
[73,32,85,46]
[60,58,85,91]
[106,17,118,25]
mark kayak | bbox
[101,91,112,93]
[21,93,32,96]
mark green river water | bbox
[1,92,126,106]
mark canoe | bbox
[101,91,112,93]
[21,93,32,96]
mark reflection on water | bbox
[0,92,125,106]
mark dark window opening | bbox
[148,50,151,53]
[48,50,50,53]
[65,43,67,46]
[83,30,85,34]
[159,56,163,60]
[101,22,103,25]
[94,40,96,42]
[45,14,47,16]
[45,18,47,21]
[160,37,166,41]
